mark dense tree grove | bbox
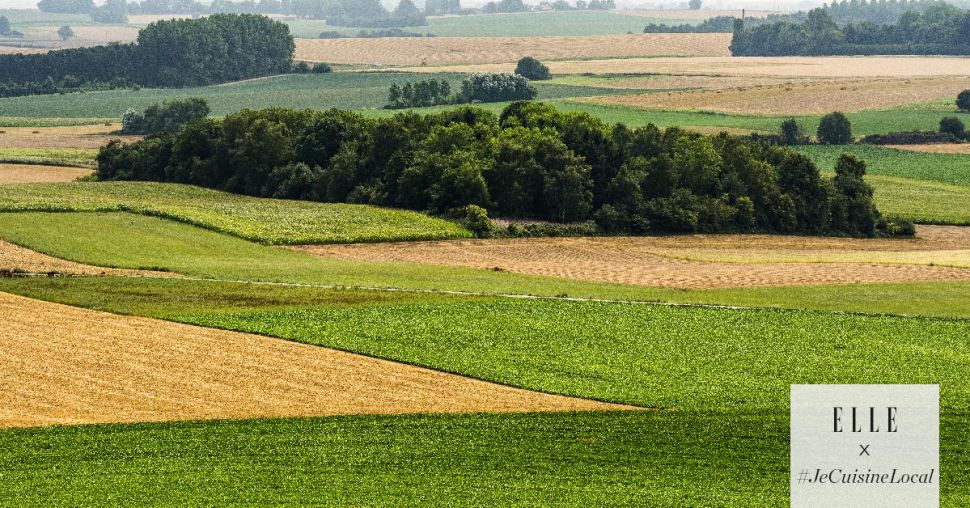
[387,79,453,108]
[425,0,463,16]
[817,112,853,144]
[122,98,211,135]
[0,14,293,97]
[732,4,970,55]
[958,90,970,111]
[515,57,551,81]
[96,103,903,237]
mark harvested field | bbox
[296,226,970,289]
[0,239,165,276]
[407,56,970,77]
[0,46,47,55]
[0,164,91,184]
[295,34,731,66]
[0,127,139,150]
[590,77,970,115]
[0,292,624,429]
[888,144,970,154]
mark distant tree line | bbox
[644,0,950,34]
[732,4,970,55]
[426,0,464,16]
[644,16,736,33]
[96,102,905,238]
[387,73,537,109]
[0,14,293,97]
[319,29,435,38]
[548,0,617,10]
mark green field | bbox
[0,147,98,167]
[865,175,970,225]
[797,144,970,188]
[286,10,682,38]
[0,183,469,244]
[0,276,968,504]
[0,72,638,118]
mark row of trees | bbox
[121,98,211,135]
[0,14,293,95]
[645,0,949,35]
[387,74,538,109]
[548,0,617,10]
[731,4,970,55]
[96,102,903,238]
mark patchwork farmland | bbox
[1,3,969,506]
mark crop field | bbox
[0,275,968,504]
[294,34,732,67]
[0,72,633,118]
[288,10,677,38]
[592,77,970,115]
[298,225,970,289]
[0,291,616,429]
[414,55,970,77]
[0,164,90,184]
[0,125,137,149]
[0,147,98,167]
[4,7,970,505]
[0,182,470,244]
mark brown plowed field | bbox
[295,33,732,66]
[295,226,970,290]
[0,292,626,429]
[0,164,92,184]
[591,77,970,115]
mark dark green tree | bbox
[515,56,552,80]
[817,112,853,144]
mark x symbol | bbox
[859,444,871,456]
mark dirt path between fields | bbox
[295,226,970,290]
[0,292,628,429]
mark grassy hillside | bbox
[0,183,470,244]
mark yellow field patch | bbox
[887,144,970,154]
[0,292,626,429]
[406,55,970,77]
[589,77,970,115]
[0,164,92,184]
[295,33,731,66]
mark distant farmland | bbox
[295,33,731,66]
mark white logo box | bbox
[791,384,939,508]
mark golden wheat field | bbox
[0,125,138,150]
[407,55,970,77]
[590,77,970,115]
[0,164,92,184]
[295,33,732,66]
[888,144,970,154]
[295,226,970,290]
[0,292,624,429]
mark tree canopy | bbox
[96,103,903,238]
